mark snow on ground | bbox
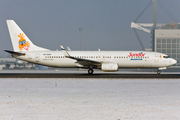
[0,78,180,120]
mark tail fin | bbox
[6,20,49,52]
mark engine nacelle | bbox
[101,63,118,71]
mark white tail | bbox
[6,20,49,52]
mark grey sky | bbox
[0,0,180,57]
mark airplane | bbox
[5,20,177,74]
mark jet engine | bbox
[101,63,118,71]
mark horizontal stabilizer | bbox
[4,50,26,56]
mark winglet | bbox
[60,45,71,58]
[67,46,71,51]
[60,45,65,50]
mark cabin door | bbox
[35,54,40,62]
[154,54,159,62]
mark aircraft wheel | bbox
[88,69,94,74]
[157,70,161,74]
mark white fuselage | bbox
[5,20,177,74]
[13,51,176,69]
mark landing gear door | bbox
[154,54,159,62]
[35,54,40,62]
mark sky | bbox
[0,0,180,57]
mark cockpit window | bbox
[163,56,169,58]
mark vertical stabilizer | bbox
[6,20,49,52]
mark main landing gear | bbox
[157,70,161,74]
[88,69,94,74]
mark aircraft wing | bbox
[73,57,101,66]
[61,46,101,66]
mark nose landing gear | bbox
[88,69,94,74]
[157,70,161,74]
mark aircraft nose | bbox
[171,59,177,65]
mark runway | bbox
[0,69,180,78]
[0,73,180,78]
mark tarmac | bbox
[0,72,180,79]
[0,69,180,79]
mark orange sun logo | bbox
[18,33,30,51]
[159,54,162,58]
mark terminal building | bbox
[131,0,180,67]
[155,23,180,66]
